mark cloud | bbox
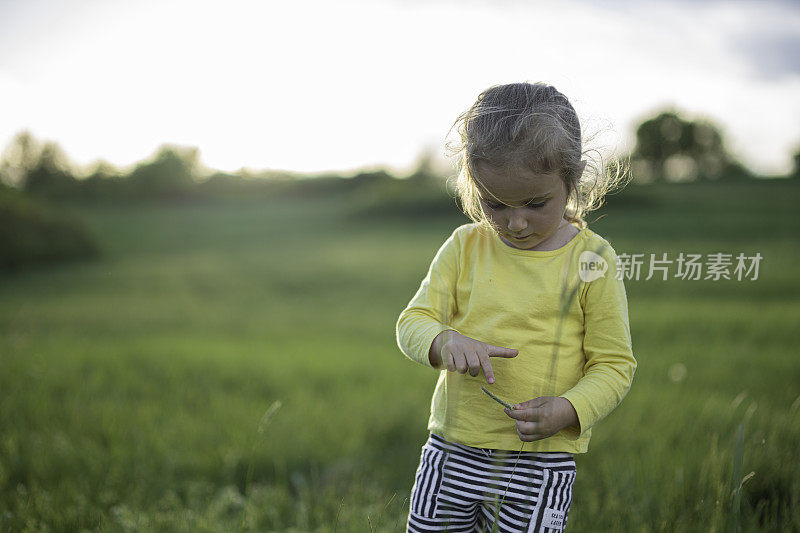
[736,31,800,79]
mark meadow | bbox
[1,178,799,532]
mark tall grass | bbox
[0,180,798,531]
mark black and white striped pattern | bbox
[407,434,576,532]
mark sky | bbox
[1,0,799,177]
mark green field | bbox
[1,179,799,532]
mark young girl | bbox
[396,82,636,532]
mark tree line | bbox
[2,110,799,205]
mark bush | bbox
[347,174,462,220]
[0,186,101,271]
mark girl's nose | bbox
[507,210,528,232]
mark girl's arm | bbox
[560,246,637,439]
[396,229,461,368]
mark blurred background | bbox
[1,0,799,531]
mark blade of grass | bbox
[729,422,744,533]
[481,386,515,410]
[240,400,282,532]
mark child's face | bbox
[474,162,570,251]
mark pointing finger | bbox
[486,345,519,358]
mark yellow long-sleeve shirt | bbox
[396,222,636,453]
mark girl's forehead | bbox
[474,164,562,202]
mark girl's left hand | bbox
[504,397,579,442]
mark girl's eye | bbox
[483,199,547,209]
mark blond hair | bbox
[445,82,629,229]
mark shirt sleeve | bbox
[561,244,637,439]
[395,228,461,367]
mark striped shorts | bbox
[407,433,577,533]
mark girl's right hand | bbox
[429,330,518,384]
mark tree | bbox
[128,145,200,199]
[630,111,749,183]
[23,142,77,198]
[406,147,444,183]
[0,131,41,188]
[0,132,80,197]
